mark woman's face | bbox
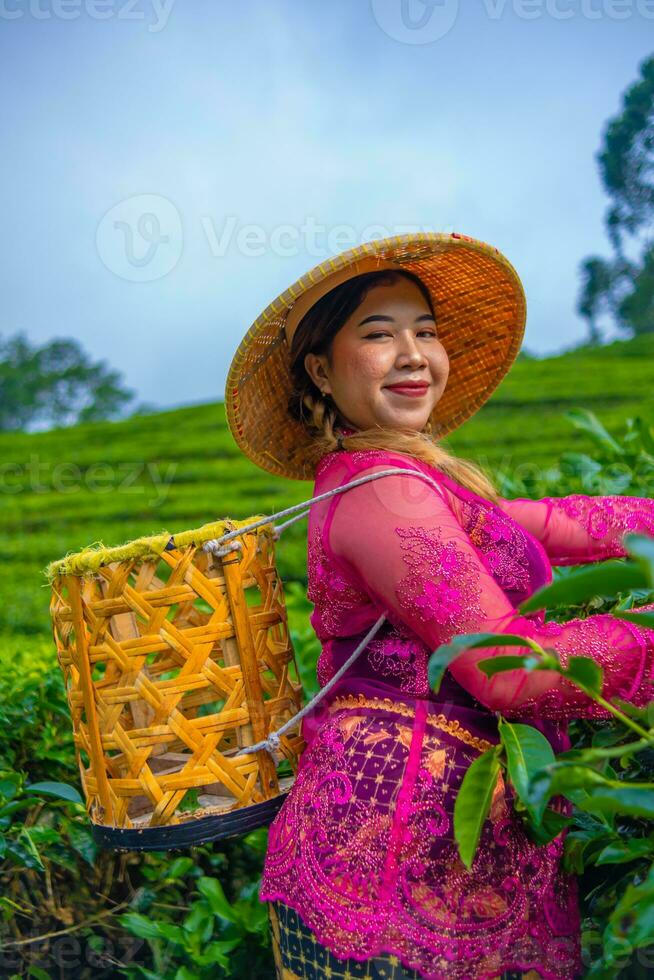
[304,276,450,433]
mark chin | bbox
[387,417,428,433]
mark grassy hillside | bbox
[3,333,654,641]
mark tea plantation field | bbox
[2,333,654,977]
[2,332,653,647]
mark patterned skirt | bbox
[267,899,542,980]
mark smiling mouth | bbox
[384,384,430,397]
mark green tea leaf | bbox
[119,912,167,941]
[499,720,556,815]
[595,839,654,865]
[429,634,545,694]
[519,561,647,613]
[604,864,654,956]
[525,807,572,845]
[165,856,194,880]
[564,408,624,455]
[453,747,501,870]
[197,876,240,924]
[623,533,654,587]
[564,656,603,694]
[67,823,97,866]
[527,763,606,822]
[195,939,243,968]
[613,610,654,629]
[28,967,51,980]
[578,786,654,820]
[478,655,543,677]
[25,781,82,804]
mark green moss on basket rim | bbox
[43,514,271,582]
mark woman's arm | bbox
[325,461,654,720]
[496,493,654,565]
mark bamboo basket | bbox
[47,517,306,851]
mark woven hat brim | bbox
[225,233,526,481]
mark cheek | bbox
[433,345,450,377]
[351,346,392,381]
[335,345,389,386]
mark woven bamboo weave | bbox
[48,521,305,833]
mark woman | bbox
[224,234,654,979]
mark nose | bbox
[396,331,427,368]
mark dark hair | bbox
[287,268,434,429]
[284,266,499,501]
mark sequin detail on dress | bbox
[459,498,532,594]
[261,698,581,979]
[260,448,654,979]
[307,524,369,637]
[365,622,431,698]
[393,525,485,637]
[542,494,654,554]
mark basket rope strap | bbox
[233,612,388,758]
[202,467,445,553]
[202,467,446,757]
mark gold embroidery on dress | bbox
[424,747,447,780]
[468,508,487,546]
[337,714,366,740]
[395,724,414,751]
[361,728,391,746]
[329,694,494,752]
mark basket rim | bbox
[43,512,272,583]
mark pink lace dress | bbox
[259,442,654,980]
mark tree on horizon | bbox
[0,331,138,432]
[578,53,654,343]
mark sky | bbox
[1,0,652,414]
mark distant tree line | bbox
[578,53,654,343]
[0,332,154,432]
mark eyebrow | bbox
[358,313,436,327]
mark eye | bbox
[364,329,438,340]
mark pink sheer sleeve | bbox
[497,493,654,565]
[326,462,654,720]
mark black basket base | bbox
[92,791,289,852]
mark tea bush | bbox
[1,407,654,976]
